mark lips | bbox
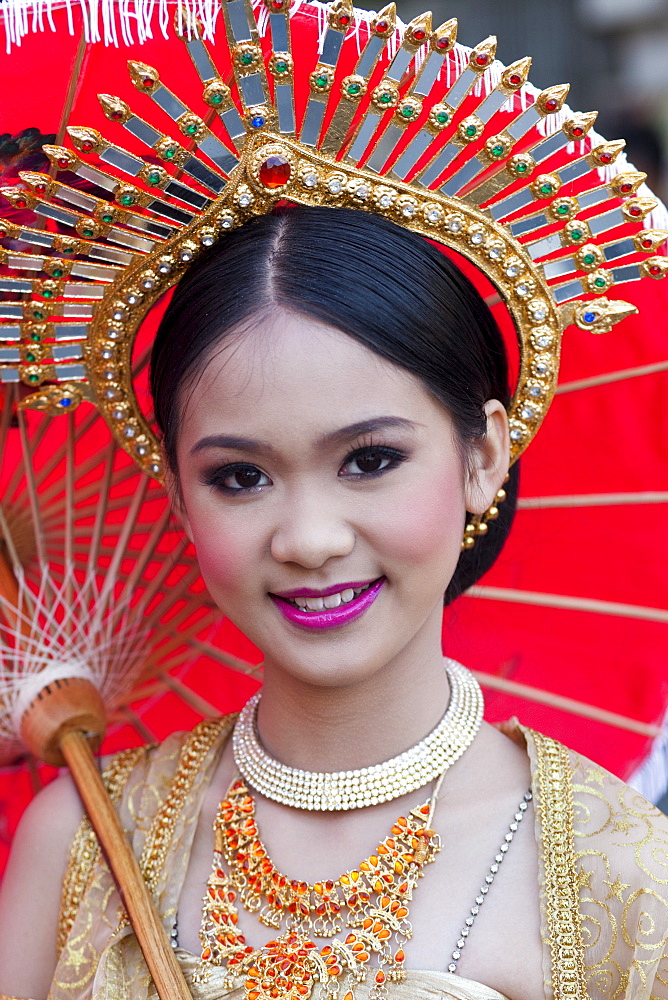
[270,578,385,630]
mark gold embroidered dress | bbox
[46,719,668,1000]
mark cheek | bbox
[376,472,466,566]
[186,507,259,601]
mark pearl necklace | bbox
[232,658,483,811]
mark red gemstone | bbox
[599,152,613,164]
[16,197,27,208]
[544,98,559,112]
[35,184,46,194]
[629,204,642,217]
[81,140,94,153]
[642,238,654,249]
[435,36,448,49]
[412,28,426,40]
[142,76,154,88]
[110,110,123,121]
[509,73,522,86]
[271,0,283,7]
[259,154,291,188]
[571,126,584,137]
[58,157,70,168]
[0,228,6,238]
[620,183,632,194]
[475,53,489,66]
[650,264,663,275]
[338,13,351,25]
[375,19,388,31]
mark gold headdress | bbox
[1,0,666,501]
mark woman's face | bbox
[174,309,508,689]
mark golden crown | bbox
[1,0,666,492]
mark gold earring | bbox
[461,476,510,551]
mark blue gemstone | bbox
[583,311,596,323]
[60,398,72,406]
[251,116,265,128]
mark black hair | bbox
[150,205,519,604]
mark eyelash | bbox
[200,445,408,495]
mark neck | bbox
[255,615,452,772]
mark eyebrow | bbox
[189,416,417,457]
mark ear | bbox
[164,467,194,543]
[464,399,510,515]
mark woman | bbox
[0,1,667,997]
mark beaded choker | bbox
[232,659,483,811]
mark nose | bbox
[270,491,356,568]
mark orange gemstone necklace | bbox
[196,775,444,1000]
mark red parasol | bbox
[0,1,667,884]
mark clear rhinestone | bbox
[452,950,461,960]
[328,179,342,194]
[111,408,124,420]
[501,842,509,853]
[510,821,518,831]
[180,250,193,262]
[465,917,474,926]
[201,235,215,247]
[480,884,489,894]
[461,927,469,937]
[303,173,318,188]
[448,964,457,973]
[125,294,139,305]
[135,443,148,456]
[104,388,117,399]
[491,863,499,873]
[520,406,535,420]
[379,194,393,208]
[529,385,543,398]
[355,184,369,199]
[158,262,172,274]
[516,282,529,296]
[457,938,466,949]
[485,874,494,884]
[402,202,416,217]
[505,265,519,277]
[448,217,462,232]
[100,348,113,360]
[150,462,161,475]
[531,306,548,321]
[238,193,252,207]
[495,854,503,863]
[515,812,524,822]
[107,328,120,339]
[475,895,484,904]
[112,309,124,321]
[103,370,116,380]
[505,831,514,842]
[142,278,155,290]
[524,792,533,802]
[123,426,136,438]
[471,905,479,916]
[536,334,552,348]
[221,216,234,229]
[535,361,549,374]
[489,246,503,260]
[510,428,523,441]
[471,231,484,245]
[427,208,442,223]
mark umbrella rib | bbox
[115,707,159,745]
[466,585,668,624]
[517,491,668,509]
[158,672,223,718]
[17,410,47,569]
[87,441,118,575]
[474,671,661,738]
[556,359,668,395]
[186,637,264,675]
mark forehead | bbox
[178,310,445,438]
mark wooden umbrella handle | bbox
[60,729,192,1000]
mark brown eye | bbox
[233,467,263,488]
[354,450,385,473]
[340,447,405,478]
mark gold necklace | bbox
[196,776,443,999]
[232,659,483,810]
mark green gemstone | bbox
[147,171,161,185]
[594,276,606,287]
[32,311,43,319]
[570,229,583,241]
[26,352,36,362]
[515,162,528,174]
[52,268,63,278]
[164,148,176,159]
[42,289,53,298]
[210,92,224,104]
[401,106,414,119]
[540,183,553,195]
[465,125,477,137]
[347,83,360,95]
[583,253,596,265]
[102,213,113,222]
[31,332,41,342]
[491,144,505,157]
[557,203,569,215]
[63,247,74,254]
[275,60,288,75]
[120,194,134,206]
[28,374,39,382]
[436,112,449,125]
[317,75,329,88]
[379,93,392,104]
[240,52,254,65]
[82,228,94,238]
[185,123,198,135]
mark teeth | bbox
[287,582,374,612]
